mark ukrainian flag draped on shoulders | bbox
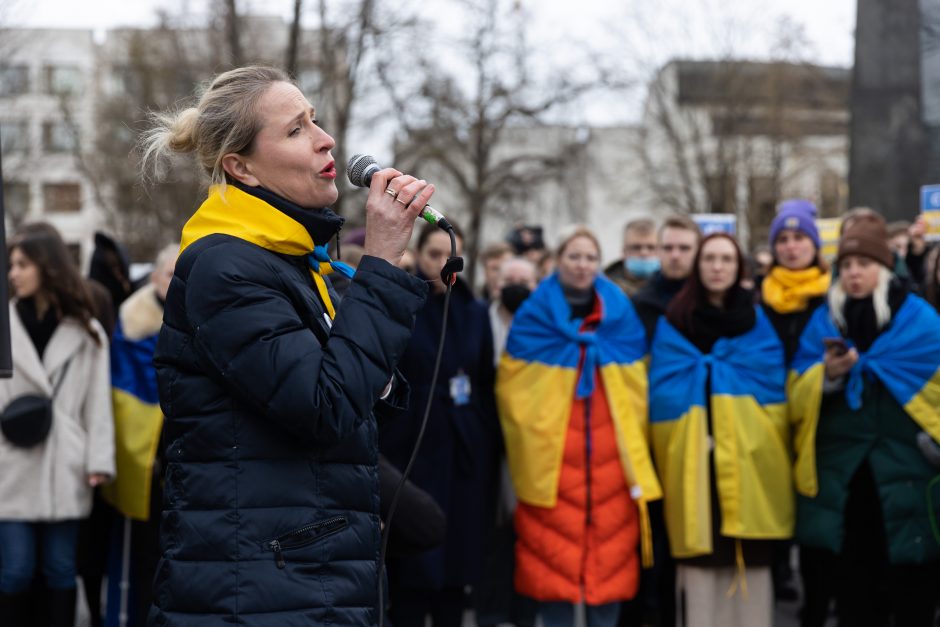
[496,273,662,511]
[101,284,165,521]
[789,294,940,498]
[649,308,792,558]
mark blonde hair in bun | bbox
[140,65,293,188]
[166,107,200,153]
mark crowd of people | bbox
[2,63,940,627]
[373,202,940,627]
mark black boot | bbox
[48,588,76,627]
[0,591,31,627]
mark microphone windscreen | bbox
[346,154,378,188]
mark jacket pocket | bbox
[264,516,348,569]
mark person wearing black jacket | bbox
[380,223,500,627]
[622,215,699,627]
[632,216,700,344]
[141,65,433,626]
[760,200,831,364]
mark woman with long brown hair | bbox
[649,232,791,627]
[0,223,114,626]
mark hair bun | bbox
[167,108,200,153]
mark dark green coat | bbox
[796,379,940,564]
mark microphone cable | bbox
[377,227,463,627]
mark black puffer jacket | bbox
[149,227,427,626]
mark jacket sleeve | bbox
[83,321,116,476]
[185,248,427,444]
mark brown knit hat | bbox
[837,212,893,268]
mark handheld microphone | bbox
[346,154,453,232]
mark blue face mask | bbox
[625,257,661,279]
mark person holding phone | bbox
[789,213,940,626]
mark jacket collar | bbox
[234,182,345,249]
[180,183,350,319]
[10,302,86,394]
[181,183,344,257]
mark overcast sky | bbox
[9,0,856,65]
[6,0,857,132]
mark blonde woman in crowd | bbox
[498,226,661,627]
[790,213,940,626]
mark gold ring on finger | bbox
[385,187,398,198]
[394,196,408,205]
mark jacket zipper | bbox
[270,539,286,569]
[584,395,593,527]
[267,516,347,569]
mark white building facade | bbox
[1,29,101,265]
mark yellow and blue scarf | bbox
[179,184,354,319]
[496,274,662,563]
[649,309,793,558]
[789,295,940,497]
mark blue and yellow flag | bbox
[180,185,353,319]
[101,314,163,521]
[789,295,940,497]
[649,309,792,558]
[496,273,661,510]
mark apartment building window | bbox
[43,182,82,213]
[0,66,29,96]
[3,181,30,219]
[0,120,29,154]
[44,65,84,95]
[42,121,78,153]
[108,66,142,96]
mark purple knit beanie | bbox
[769,199,821,250]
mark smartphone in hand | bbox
[823,337,849,357]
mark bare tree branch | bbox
[377,0,605,283]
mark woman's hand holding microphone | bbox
[363,168,435,267]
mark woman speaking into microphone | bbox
[140,66,432,626]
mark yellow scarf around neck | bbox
[761,266,831,314]
[180,184,340,318]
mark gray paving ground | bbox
[74,576,825,627]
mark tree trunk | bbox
[224,0,243,67]
[286,0,303,77]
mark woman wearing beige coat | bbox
[0,224,114,627]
